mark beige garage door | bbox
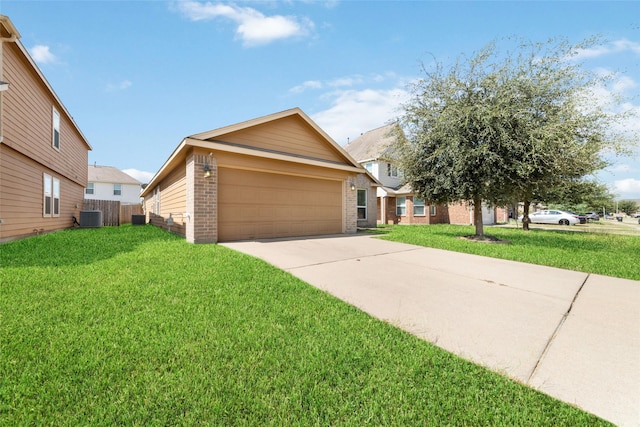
[218,168,343,242]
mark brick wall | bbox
[186,152,218,244]
[344,178,357,233]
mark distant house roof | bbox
[343,123,399,163]
[88,165,141,185]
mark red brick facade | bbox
[379,196,507,225]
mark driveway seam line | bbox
[526,273,590,385]
[285,248,424,271]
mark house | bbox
[344,124,507,225]
[140,108,377,243]
[85,164,142,205]
[0,15,92,242]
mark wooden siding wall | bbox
[0,145,83,241]
[158,163,187,226]
[2,42,88,187]
[220,116,347,164]
[142,164,187,237]
[0,39,89,241]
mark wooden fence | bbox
[83,200,143,226]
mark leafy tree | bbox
[397,38,634,236]
[617,200,639,216]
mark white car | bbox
[518,210,579,226]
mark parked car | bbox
[518,210,579,225]
[571,213,587,224]
[584,212,600,221]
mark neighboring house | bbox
[140,108,377,243]
[344,124,506,225]
[85,165,142,205]
[0,15,92,242]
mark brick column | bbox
[344,178,357,233]
[186,152,217,243]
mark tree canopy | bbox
[397,38,634,235]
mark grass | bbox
[376,224,640,281]
[0,225,611,425]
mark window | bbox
[52,108,60,150]
[387,163,399,177]
[396,196,406,216]
[154,187,160,214]
[413,197,425,216]
[53,178,60,216]
[43,174,60,217]
[85,183,94,195]
[430,205,437,216]
[43,174,52,216]
[113,184,122,196]
[365,162,373,173]
[357,189,367,220]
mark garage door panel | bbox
[218,168,343,241]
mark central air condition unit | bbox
[79,210,103,228]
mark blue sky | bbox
[3,0,639,199]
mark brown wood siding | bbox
[214,150,349,182]
[218,167,342,242]
[2,42,88,187]
[158,164,187,224]
[0,145,83,241]
[218,115,348,164]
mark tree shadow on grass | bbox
[0,225,181,268]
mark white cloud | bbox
[177,0,314,46]
[574,38,640,60]
[289,73,398,94]
[614,178,640,195]
[289,80,323,94]
[612,164,632,173]
[28,45,57,65]
[312,87,409,145]
[122,169,155,183]
[105,80,133,92]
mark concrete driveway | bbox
[222,234,640,426]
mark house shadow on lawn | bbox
[0,224,180,268]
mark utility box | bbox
[131,214,145,225]
[79,210,103,228]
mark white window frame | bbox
[154,187,160,214]
[53,177,60,217]
[43,174,52,217]
[387,163,399,177]
[356,189,367,220]
[365,162,373,173]
[85,182,94,195]
[413,197,425,216]
[52,108,60,150]
[113,184,122,196]
[396,196,406,216]
[430,205,437,216]
[43,174,60,217]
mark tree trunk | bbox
[473,197,484,237]
[522,200,531,231]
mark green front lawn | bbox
[378,224,640,280]
[1,226,610,425]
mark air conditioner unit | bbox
[79,210,103,228]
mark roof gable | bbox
[141,108,370,197]
[190,108,355,166]
[343,123,399,163]
[88,165,141,184]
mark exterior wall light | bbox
[350,181,356,191]
[203,163,211,178]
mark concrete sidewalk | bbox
[222,234,640,426]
